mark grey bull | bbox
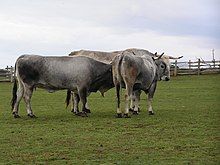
[112,51,170,117]
[69,48,183,64]
[11,55,113,118]
[68,48,182,114]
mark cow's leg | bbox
[146,82,157,115]
[132,90,141,115]
[136,90,141,112]
[23,85,35,118]
[129,92,135,112]
[121,62,137,118]
[77,87,88,117]
[82,92,91,113]
[147,97,154,115]
[73,91,91,114]
[12,80,24,118]
[72,93,80,114]
[84,102,91,113]
[124,84,133,118]
[115,83,122,118]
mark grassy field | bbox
[0,75,219,164]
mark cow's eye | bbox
[161,65,165,69]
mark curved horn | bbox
[131,51,136,55]
[167,55,183,59]
[157,52,164,59]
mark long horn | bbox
[158,52,164,59]
[167,55,183,59]
[153,52,164,60]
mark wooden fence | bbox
[171,59,220,76]
[0,66,14,82]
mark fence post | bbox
[189,60,191,70]
[198,58,201,75]
[6,65,9,71]
[10,66,14,82]
[174,60,177,76]
[213,59,215,68]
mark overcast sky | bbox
[0,0,219,68]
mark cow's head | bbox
[153,53,170,81]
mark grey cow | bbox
[112,51,170,117]
[11,55,113,118]
[69,48,182,64]
[68,48,182,114]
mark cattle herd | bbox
[11,48,183,118]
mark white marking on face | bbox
[161,56,171,80]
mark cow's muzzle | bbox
[161,76,170,81]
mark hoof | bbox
[12,112,20,118]
[133,111,139,115]
[124,114,131,118]
[83,108,91,113]
[149,111,154,115]
[27,114,37,118]
[75,112,88,117]
[129,108,134,112]
[13,114,20,118]
[72,109,79,114]
[116,113,123,118]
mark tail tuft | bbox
[11,80,17,110]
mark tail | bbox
[111,52,124,83]
[112,53,125,111]
[117,53,124,81]
[65,90,72,108]
[117,54,124,98]
[11,63,17,110]
[11,79,17,110]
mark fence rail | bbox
[171,59,220,76]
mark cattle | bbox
[69,50,120,64]
[68,48,182,114]
[69,48,183,64]
[11,55,113,118]
[66,50,119,112]
[112,51,170,118]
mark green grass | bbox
[0,75,219,164]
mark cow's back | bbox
[69,50,121,64]
[16,55,112,91]
[42,56,112,89]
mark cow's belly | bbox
[135,76,154,90]
[35,75,78,91]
